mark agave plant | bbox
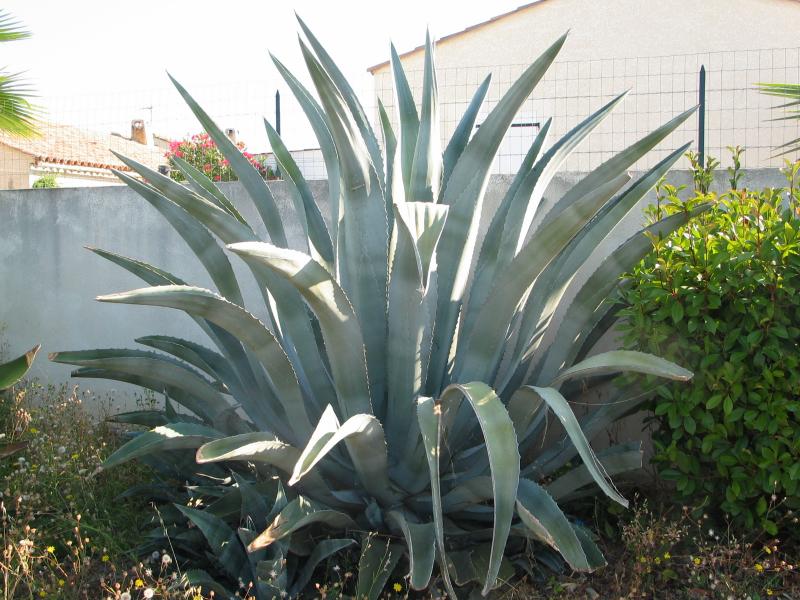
[52,19,700,598]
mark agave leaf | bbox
[506,386,545,440]
[176,505,248,580]
[355,535,404,600]
[196,433,296,471]
[522,386,627,507]
[181,569,234,599]
[263,118,334,269]
[550,350,692,388]
[529,386,654,477]
[300,41,389,410]
[416,396,457,599]
[247,496,356,552]
[503,144,692,390]
[170,154,248,225]
[115,155,336,415]
[419,383,519,596]
[227,243,372,420]
[97,285,312,444]
[0,442,27,460]
[289,405,393,504]
[546,442,643,502]
[516,478,595,572]
[290,538,356,596]
[0,345,39,390]
[441,74,491,190]
[135,335,240,395]
[168,74,288,247]
[296,15,384,186]
[386,203,447,457]
[408,31,442,203]
[441,476,492,512]
[459,119,552,348]
[390,42,419,196]
[526,205,710,389]
[386,511,436,590]
[270,53,343,255]
[231,473,271,533]
[378,100,401,234]
[50,349,230,422]
[500,92,628,265]
[428,32,566,393]
[108,410,172,428]
[103,423,221,469]
[456,172,629,384]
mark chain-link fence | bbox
[0,46,797,190]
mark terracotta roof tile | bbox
[0,122,166,171]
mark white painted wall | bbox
[371,0,800,171]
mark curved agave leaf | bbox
[0,344,39,390]
[289,405,392,505]
[97,285,312,444]
[418,382,519,596]
[247,496,356,552]
[550,350,692,388]
[378,99,401,230]
[546,442,643,502]
[227,243,372,420]
[521,386,627,507]
[197,432,296,471]
[516,478,596,572]
[103,422,221,468]
[386,511,436,590]
[50,349,230,422]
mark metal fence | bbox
[374,46,800,173]
[0,46,798,190]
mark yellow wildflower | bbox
[654,557,661,565]
[38,591,46,598]
[663,551,671,560]
[755,563,764,573]
[71,453,79,460]
[393,582,403,592]
[58,579,64,587]
[764,546,772,554]
[767,589,774,596]
[46,546,55,554]
[135,578,144,588]
[101,554,109,562]
[29,427,38,434]
[693,557,701,566]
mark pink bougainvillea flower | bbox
[203,164,212,172]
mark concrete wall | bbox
[0,168,788,408]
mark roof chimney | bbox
[225,128,238,143]
[131,119,148,145]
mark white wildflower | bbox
[120,593,131,600]
[143,589,154,599]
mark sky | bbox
[2,0,526,151]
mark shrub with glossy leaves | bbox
[52,19,697,598]
[620,153,800,537]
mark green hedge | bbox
[620,150,800,536]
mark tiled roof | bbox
[0,122,166,171]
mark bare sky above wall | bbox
[2,0,526,151]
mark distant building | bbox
[0,119,166,189]
[369,0,800,171]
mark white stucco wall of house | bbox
[371,0,800,171]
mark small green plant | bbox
[31,173,58,189]
[620,151,800,537]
